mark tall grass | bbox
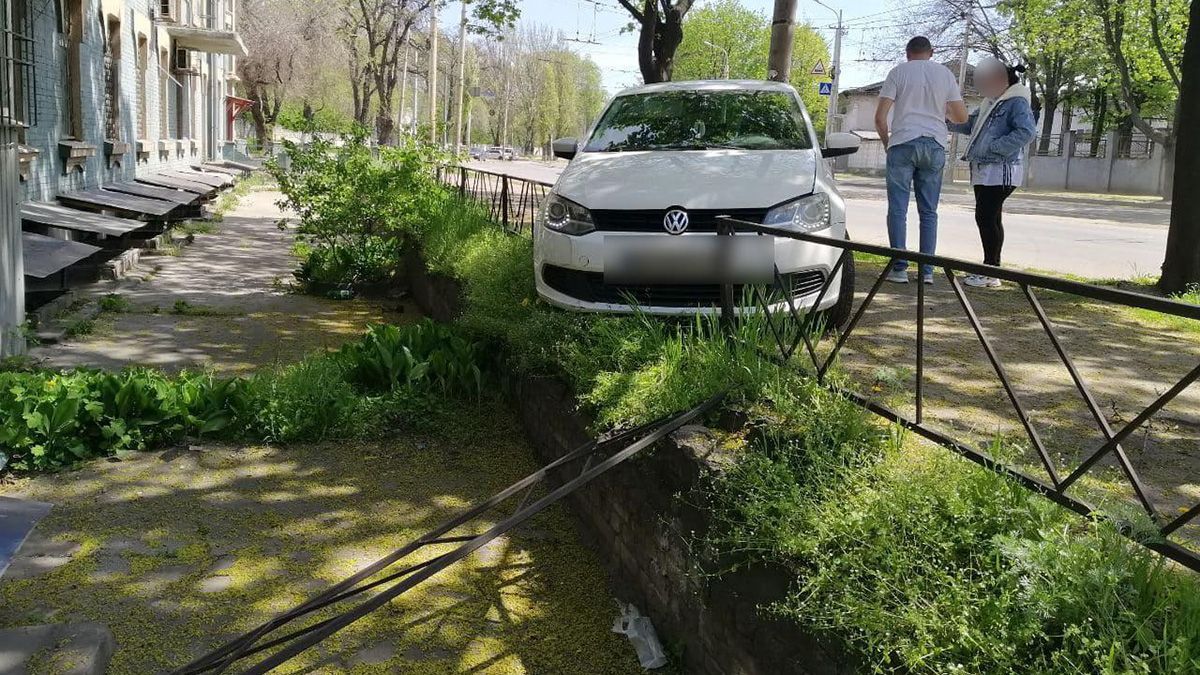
[414,193,1200,673]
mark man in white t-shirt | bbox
[874,36,969,284]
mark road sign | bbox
[818,82,833,96]
[811,61,826,75]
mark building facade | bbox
[0,0,246,356]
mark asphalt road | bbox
[467,159,1171,280]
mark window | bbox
[136,35,148,138]
[1,0,35,131]
[159,0,177,22]
[61,0,83,139]
[102,15,122,140]
[584,90,814,153]
[159,47,170,138]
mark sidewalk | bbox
[837,173,1170,210]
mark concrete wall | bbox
[1027,130,1167,195]
[19,0,239,203]
[1,124,23,357]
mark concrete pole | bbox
[945,13,971,180]
[453,0,468,153]
[428,6,439,144]
[825,10,843,139]
[767,0,796,82]
[398,43,409,138]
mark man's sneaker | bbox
[964,274,1002,288]
[886,269,909,284]
[922,271,934,285]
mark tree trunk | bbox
[767,0,797,82]
[1037,92,1059,155]
[247,83,269,149]
[1090,90,1107,157]
[636,4,684,83]
[1160,0,1200,293]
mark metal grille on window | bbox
[103,23,120,140]
[0,0,37,128]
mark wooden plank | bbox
[163,170,230,188]
[193,163,242,177]
[136,173,213,195]
[208,159,259,172]
[104,182,197,205]
[58,188,178,217]
[21,202,146,236]
[21,232,101,278]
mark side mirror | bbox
[821,132,860,158]
[552,137,579,160]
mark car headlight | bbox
[543,194,595,236]
[763,193,831,233]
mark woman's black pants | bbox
[973,185,1016,266]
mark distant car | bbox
[534,79,861,322]
[484,146,505,160]
[500,146,516,160]
[469,146,486,161]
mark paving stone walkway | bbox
[31,189,405,373]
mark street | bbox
[469,159,1171,280]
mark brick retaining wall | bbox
[403,249,855,674]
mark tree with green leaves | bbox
[1161,0,1199,292]
[672,0,830,129]
[616,0,696,83]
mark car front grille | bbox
[542,264,826,308]
[589,208,768,233]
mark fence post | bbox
[501,176,510,231]
[459,166,467,198]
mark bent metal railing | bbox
[173,393,724,673]
[717,217,1200,572]
[438,165,553,235]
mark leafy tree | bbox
[672,0,830,130]
[615,0,697,83]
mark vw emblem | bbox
[663,208,689,235]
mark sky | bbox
[443,0,925,96]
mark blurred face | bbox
[979,68,1009,98]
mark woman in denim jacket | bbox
[948,57,1038,287]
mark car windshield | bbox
[583,89,812,152]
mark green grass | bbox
[407,190,1200,674]
[98,293,132,313]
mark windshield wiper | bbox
[650,143,745,151]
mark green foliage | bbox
[672,0,831,131]
[269,130,447,289]
[98,294,131,313]
[276,102,354,134]
[0,323,489,470]
[338,321,484,396]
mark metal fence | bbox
[444,164,1200,571]
[718,218,1200,572]
[437,165,552,235]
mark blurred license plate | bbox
[604,235,774,284]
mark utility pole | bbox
[767,0,797,82]
[453,0,468,153]
[428,5,439,144]
[501,46,512,148]
[945,12,971,180]
[813,0,843,140]
[398,42,410,139]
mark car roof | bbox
[614,79,798,97]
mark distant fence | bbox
[436,165,552,235]
[1028,129,1169,195]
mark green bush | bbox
[338,320,483,396]
[270,130,448,289]
[0,323,489,470]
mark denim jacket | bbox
[948,85,1037,165]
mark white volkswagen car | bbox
[533,80,860,323]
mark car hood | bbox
[553,149,819,210]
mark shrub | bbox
[269,129,448,289]
[337,320,484,396]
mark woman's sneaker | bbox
[886,269,909,284]
[964,274,1002,288]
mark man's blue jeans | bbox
[885,137,946,275]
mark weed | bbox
[64,319,95,338]
[98,293,132,313]
[171,300,223,316]
[175,220,218,236]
